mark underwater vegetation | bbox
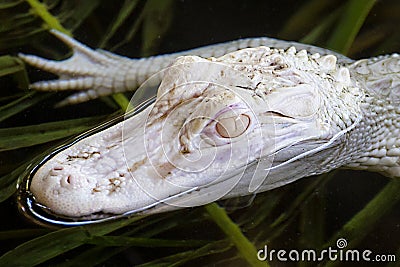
[0,0,399,266]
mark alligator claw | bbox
[19,30,138,106]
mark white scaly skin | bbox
[343,54,400,177]
[20,31,399,219]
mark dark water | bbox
[0,0,399,266]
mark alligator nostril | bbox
[60,175,74,187]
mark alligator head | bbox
[29,46,363,220]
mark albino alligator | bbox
[19,30,400,223]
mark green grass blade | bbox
[110,11,145,52]
[0,116,107,151]
[55,246,128,267]
[326,0,377,54]
[279,0,334,39]
[323,179,400,253]
[298,189,326,254]
[58,0,101,31]
[112,93,131,111]
[0,229,50,240]
[55,214,182,267]
[0,55,29,89]
[98,0,140,48]
[205,203,268,267]
[0,56,25,77]
[0,162,31,202]
[24,0,72,35]
[57,213,181,267]
[0,92,52,122]
[270,173,332,230]
[300,7,342,45]
[137,240,232,267]
[0,0,23,9]
[238,191,284,231]
[86,236,207,247]
[0,216,145,267]
[141,0,175,56]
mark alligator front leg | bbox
[19,30,167,106]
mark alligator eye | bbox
[215,114,250,138]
